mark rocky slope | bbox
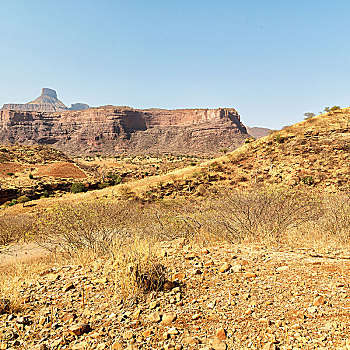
[0,106,249,155]
[1,240,350,349]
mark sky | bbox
[0,0,349,129]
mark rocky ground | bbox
[2,240,350,350]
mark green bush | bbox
[7,172,14,176]
[29,174,34,179]
[43,190,50,198]
[71,182,86,194]
[17,195,30,204]
[302,176,314,185]
[106,172,122,185]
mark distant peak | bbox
[41,88,57,99]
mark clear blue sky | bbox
[0,0,349,129]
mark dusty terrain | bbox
[2,240,350,350]
[1,108,350,350]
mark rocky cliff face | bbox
[1,88,90,112]
[0,106,249,155]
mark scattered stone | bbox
[231,264,242,272]
[313,295,325,306]
[216,327,227,340]
[168,327,179,335]
[263,342,276,350]
[148,311,162,322]
[211,337,227,350]
[149,300,159,309]
[276,266,289,272]
[63,282,75,292]
[161,313,177,325]
[183,336,199,345]
[244,272,257,278]
[68,323,91,336]
[219,262,231,273]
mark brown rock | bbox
[219,263,231,273]
[211,337,227,350]
[123,330,134,340]
[244,272,257,278]
[183,336,199,345]
[216,328,227,340]
[68,323,91,336]
[313,295,325,306]
[111,342,123,350]
[148,311,162,322]
[161,313,177,325]
[63,282,75,292]
[263,342,276,350]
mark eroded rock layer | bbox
[0,106,249,155]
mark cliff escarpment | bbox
[0,106,249,155]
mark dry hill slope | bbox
[97,107,350,201]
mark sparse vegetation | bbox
[70,182,85,194]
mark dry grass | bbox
[4,184,350,303]
[0,214,34,246]
[0,254,63,314]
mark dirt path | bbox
[0,242,48,267]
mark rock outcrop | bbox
[1,88,90,112]
[70,103,90,111]
[0,106,249,155]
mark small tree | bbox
[324,107,330,113]
[330,105,341,112]
[304,112,315,120]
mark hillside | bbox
[2,109,350,350]
[97,108,350,201]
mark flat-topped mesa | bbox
[41,88,57,99]
[1,87,68,112]
[1,88,90,112]
[0,106,249,155]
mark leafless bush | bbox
[34,200,188,257]
[0,214,34,246]
[199,187,320,243]
[315,192,350,243]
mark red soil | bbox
[0,163,25,177]
[36,162,87,179]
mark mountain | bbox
[246,126,272,139]
[102,108,350,201]
[0,105,250,155]
[1,88,89,112]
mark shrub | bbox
[244,137,255,144]
[330,105,341,112]
[7,173,14,176]
[304,112,315,120]
[274,134,283,143]
[43,190,49,198]
[17,195,30,204]
[189,162,196,166]
[301,176,314,185]
[200,187,318,243]
[71,182,85,194]
[0,214,34,246]
[29,174,34,179]
[106,172,122,185]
